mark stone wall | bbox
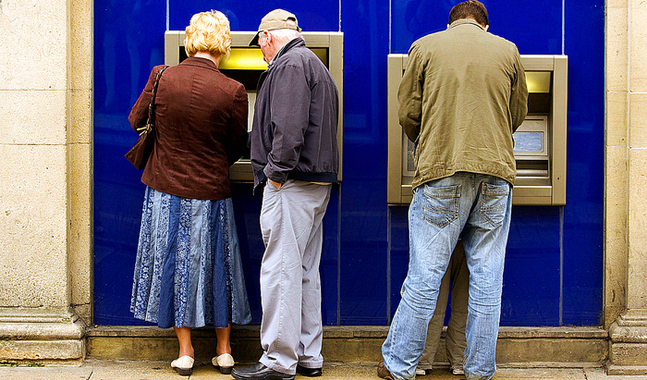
[606,0,647,375]
[0,0,92,364]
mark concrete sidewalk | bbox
[0,361,645,380]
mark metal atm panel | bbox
[387,54,567,206]
[164,31,344,182]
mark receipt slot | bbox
[387,54,568,206]
[164,31,344,182]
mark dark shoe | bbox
[231,362,295,380]
[377,361,394,380]
[296,364,322,377]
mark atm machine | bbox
[164,31,344,182]
[387,54,568,206]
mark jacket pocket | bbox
[420,183,461,228]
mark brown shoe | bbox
[377,362,394,380]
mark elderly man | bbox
[231,9,339,380]
[379,1,528,380]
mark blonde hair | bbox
[184,10,231,58]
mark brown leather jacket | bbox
[129,57,248,200]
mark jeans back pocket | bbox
[420,183,461,228]
[478,182,510,228]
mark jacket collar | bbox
[269,37,305,67]
[180,56,219,71]
[448,18,486,31]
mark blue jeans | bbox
[382,172,512,380]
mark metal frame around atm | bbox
[164,31,344,182]
[387,54,568,206]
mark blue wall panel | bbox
[388,206,410,321]
[504,207,561,326]
[339,0,391,325]
[94,0,166,325]
[390,0,561,54]
[168,1,339,32]
[93,0,604,327]
[561,0,605,326]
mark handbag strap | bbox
[145,65,169,131]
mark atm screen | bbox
[177,46,329,92]
[514,132,544,153]
[513,115,548,156]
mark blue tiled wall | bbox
[93,0,604,327]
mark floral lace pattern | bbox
[130,187,252,328]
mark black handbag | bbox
[125,65,168,170]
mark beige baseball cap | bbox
[249,9,302,46]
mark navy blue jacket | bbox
[250,37,339,189]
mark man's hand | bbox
[269,179,282,189]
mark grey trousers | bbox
[258,180,332,375]
[418,241,469,370]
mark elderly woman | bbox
[128,10,251,376]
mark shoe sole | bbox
[296,370,322,377]
[173,367,192,376]
[218,366,233,374]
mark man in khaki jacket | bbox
[379,1,528,380]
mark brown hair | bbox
[448,0,489,27]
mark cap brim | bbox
[249,31,261,46]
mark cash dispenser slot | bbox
[164,31,344,182]
[387,54,568,206]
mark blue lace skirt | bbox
[130,187,252,329]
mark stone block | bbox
[608,310,647,373]
[606,5,628,93]
[629,94,647,149]
[0,145,68,307]
[69,0,93,92]
[604,146,628,326]
[606,92,628,147]
[0,308,86,364]
[0,0,68,90]
[606,0,628,10]
[627,149,647,308]
[0,90,67,145]
[630,0,647,92]
[68,143,92,313]
[0,340,84,363]
[69,90,93,144]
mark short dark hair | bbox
[448,0,489,27]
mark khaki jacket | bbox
[398,19,528,188]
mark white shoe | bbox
[171,355,194,376]
[415,368,426,376]
[452,366,464,375]
[212,353,235,374]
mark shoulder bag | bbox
[125,65,168,170]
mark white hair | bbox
[267,28,301,43]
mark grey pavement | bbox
[1,361,647,380]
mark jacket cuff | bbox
[263,166,287,185]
